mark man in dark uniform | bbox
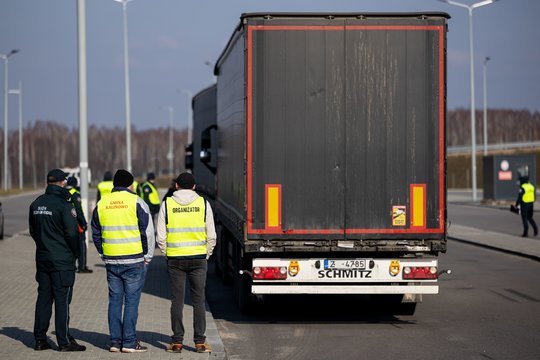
[66,176,92,273]
[29,169,86,352]
[140,172,160,227]
[515,175,538,237]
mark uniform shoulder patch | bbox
[71,208,77,218]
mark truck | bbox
[188,12,449,314]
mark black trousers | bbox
[76,233,87,271]
[34,270,75,346]
[520,202,538,236]
[167,258,207,344]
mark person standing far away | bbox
[66,176,92,273]
[156,172,216,353]
[132,179,140,196]
[92,169,155,353]
[141,172,160,226]
[515,175,538,237]
[162,178,177,202]
[29,169,87,352]
[96,171,114,202]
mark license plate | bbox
[324,259,366,270]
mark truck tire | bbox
[234,272,256,314]
[375,295,417,316]
[396,302,417,316]
[216,224,234,285]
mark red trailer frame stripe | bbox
[246,24,445,235]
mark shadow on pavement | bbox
[70,328,170,351]
[0,327,35,349]
[205,261,415,326]
[142,252,194,305]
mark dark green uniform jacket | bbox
[29,185,80,272]
[69,188,88,231]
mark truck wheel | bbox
[216,225,233,285]
[213,225,224,276]
[396,302,417,316]
[234,273,256,314]
[375,295,417,316]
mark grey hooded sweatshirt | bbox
[156,189,216,259]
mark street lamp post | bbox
[1,49,20,191]
[114,0,134,172]
[8,82,22,189]
[439,0,497,201]
[77,0,90,228]
[483,56,490,156]
[165,106,174,176]
[181,89,193,145]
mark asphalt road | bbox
[206,240,540,360]
[1,191,40,237]
[205,201,540,360]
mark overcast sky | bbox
[1,0,539,131]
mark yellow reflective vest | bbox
[97,191,143,256]
[165,196,207,257]
[142,181,160,205]
[97,180,114,199]
[521,183,535,203]
[132,180,139,195]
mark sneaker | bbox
[78,268,93,273]
[166,342,183,353]
[195,342,211,353]
[34,340,52,351]
[121,341,148,353]
[59,340,86,352]
[109,343,121,352]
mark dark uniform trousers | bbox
[77,233,88,271]
[34,270,75,346]
[520,202,538,236]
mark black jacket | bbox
[69,188,88,231]
[29,185,80,271]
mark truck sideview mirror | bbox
[200,125,217,174]
[200,149,211,163]
[185,143,193,170]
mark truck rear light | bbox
[402,266,438,279]
[252,266,288,280]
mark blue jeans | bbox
[106,262,147,348]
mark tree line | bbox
[447,108,540,147]
[0,120,187,189]
[0,109,538,189]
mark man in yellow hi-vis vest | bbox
[515,176,538,237]
[156,172,216,354]
[92,169,155,353]
[96,171,114,202]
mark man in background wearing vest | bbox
[96,171,114,202]
[66,177,92,273]
[141,172,160,227]
[156,172,216,353]
[92,169,155,353]
[515,175,538,237]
